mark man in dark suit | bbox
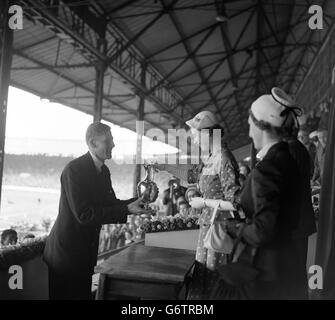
[43,122,149,300]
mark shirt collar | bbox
[256,141,280,160]
[89,151,104,173]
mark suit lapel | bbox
[101,164,117,200]
[82,152,101,201]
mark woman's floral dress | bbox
[187,142,241,299]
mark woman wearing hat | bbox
[183,110,242,300]
[154,110,241,299]
[216,88,306,299]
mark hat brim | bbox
[185,119,195,129]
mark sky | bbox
[5,87,178,158]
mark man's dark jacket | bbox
[43,152,134,276]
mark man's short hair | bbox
[85,122,111,145]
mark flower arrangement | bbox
[141,214,200,234]
[0,236,47,271]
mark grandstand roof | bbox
[11,0,335,151]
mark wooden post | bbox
[93,62,105,122]
[93,32,107,122]
[0,0,14,211]
[133,63,146,197]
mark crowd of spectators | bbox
[0,228,36,249]
[97,214,146,254]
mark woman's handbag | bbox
[203,203,235,254]
[216,175,260,287]
[216,224,259,287]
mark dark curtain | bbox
[314,94,335,299]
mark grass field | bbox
[0,187,59,230]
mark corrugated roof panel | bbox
[13,19,55,49]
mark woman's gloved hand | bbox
[190,197,235,211]
[189,197,206,209]
[204,199,235,211]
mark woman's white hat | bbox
[186,111,218,130]
[251,87,298,127]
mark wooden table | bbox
[95,245,195,300]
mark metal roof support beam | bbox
[274,0,295,86]
[145,24,217,97]
[94,22,107,123]
[179,52,233,105]
[13,50,163,130]
[93,63,105,122]
[216,1,247,128]
[255,0,262,96]
[133,62,147,197]
[162,0,230,130]
[169,80,226,114]
[151,41,318,64]
[147,3,255,60]
[147,22,218,60]
[150,50,227,63]
[108,0,179,64]
[15,35,57,51]
[259,48,275,89]
[175,38,307,111]
[197,53,253,115]
[106,2,237,20]
[62,0,106,35]
[11,63,95,70]
[276,2,320,93]
[295,19,335,97]
[94,37,107,122]
[172,55,228,86]
[104,0,143,18]
[172,13,310,86]
[259,3,281,46]
[0,0,14,210]
[19,0,184,126]
[212,71,257,127]
[285,32,316,94]
[57,94,135,99]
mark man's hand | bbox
[127,198,150,215]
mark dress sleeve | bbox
[219,149,241,208]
